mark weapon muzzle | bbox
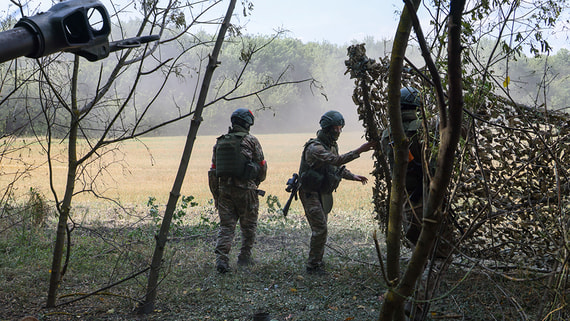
[15,0,111,61]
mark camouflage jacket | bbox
[302,137,359,181]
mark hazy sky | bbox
[237,0,569,53]
[238,0,404,45]
[1,0,400,44]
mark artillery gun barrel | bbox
[0,27,37,63]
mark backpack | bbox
[215,132,248,178]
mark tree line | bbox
[2,27,569,138]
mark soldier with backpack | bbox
[298,110,375,275]
[208,108,267,273]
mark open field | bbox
[0,132,374,217]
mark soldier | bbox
[298,110,375,275]
[381,87,454,252]
[208,108,267,273]
[381,86,425,247]
[381,87,455,320]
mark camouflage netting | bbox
[345,43,570,269]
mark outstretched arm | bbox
[352,174,369,184]
[340,167,369,185]
[354,141,376,154]
[310,140,377,166]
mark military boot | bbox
[237,253,255,267]
[216,260,231,274]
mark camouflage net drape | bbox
[345,43,570,270]
[344,44,426,230]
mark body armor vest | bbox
[299,138,342,194]
[215,132,247,178]
[381,119,423,201]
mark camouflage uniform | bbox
[300,131,360,270]
[210,125,267,271]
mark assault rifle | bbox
[0,0,159,63]
[282,173,300,217]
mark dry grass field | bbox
[1,131,375,218]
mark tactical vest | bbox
[215,132,248,178]
[299,138,342,194]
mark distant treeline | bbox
[2,29,568,137]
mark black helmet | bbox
[319,110,345,129]
[231,108,254,127]
[400,87,422,109]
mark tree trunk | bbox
[379,0,421,320]
[137,0,237,314]
[46,138,77,307]
[379,0,465,320]
[46,57,81,307]
[392,0,465,317]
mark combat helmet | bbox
[231,108,255,128]
[400,87,422,109]
[319,110,345,129]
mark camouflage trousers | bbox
[300,190,328,269]
[214,185,259,265]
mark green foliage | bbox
[197,200,220,230]
[265,193,282,215]
[258,194,294,233]
[2,27,569,137]
[0,187,50,244]
[171,195,198,235]
[147,196,160,225]
[128,195,201,240]
[23,187,50,228]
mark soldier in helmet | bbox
[298,110,375,275]
[381,87,456,320]
[208,108,267,273]
[381,87,425,246]
[382,86,456,250]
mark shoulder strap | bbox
[299,138,318,174]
